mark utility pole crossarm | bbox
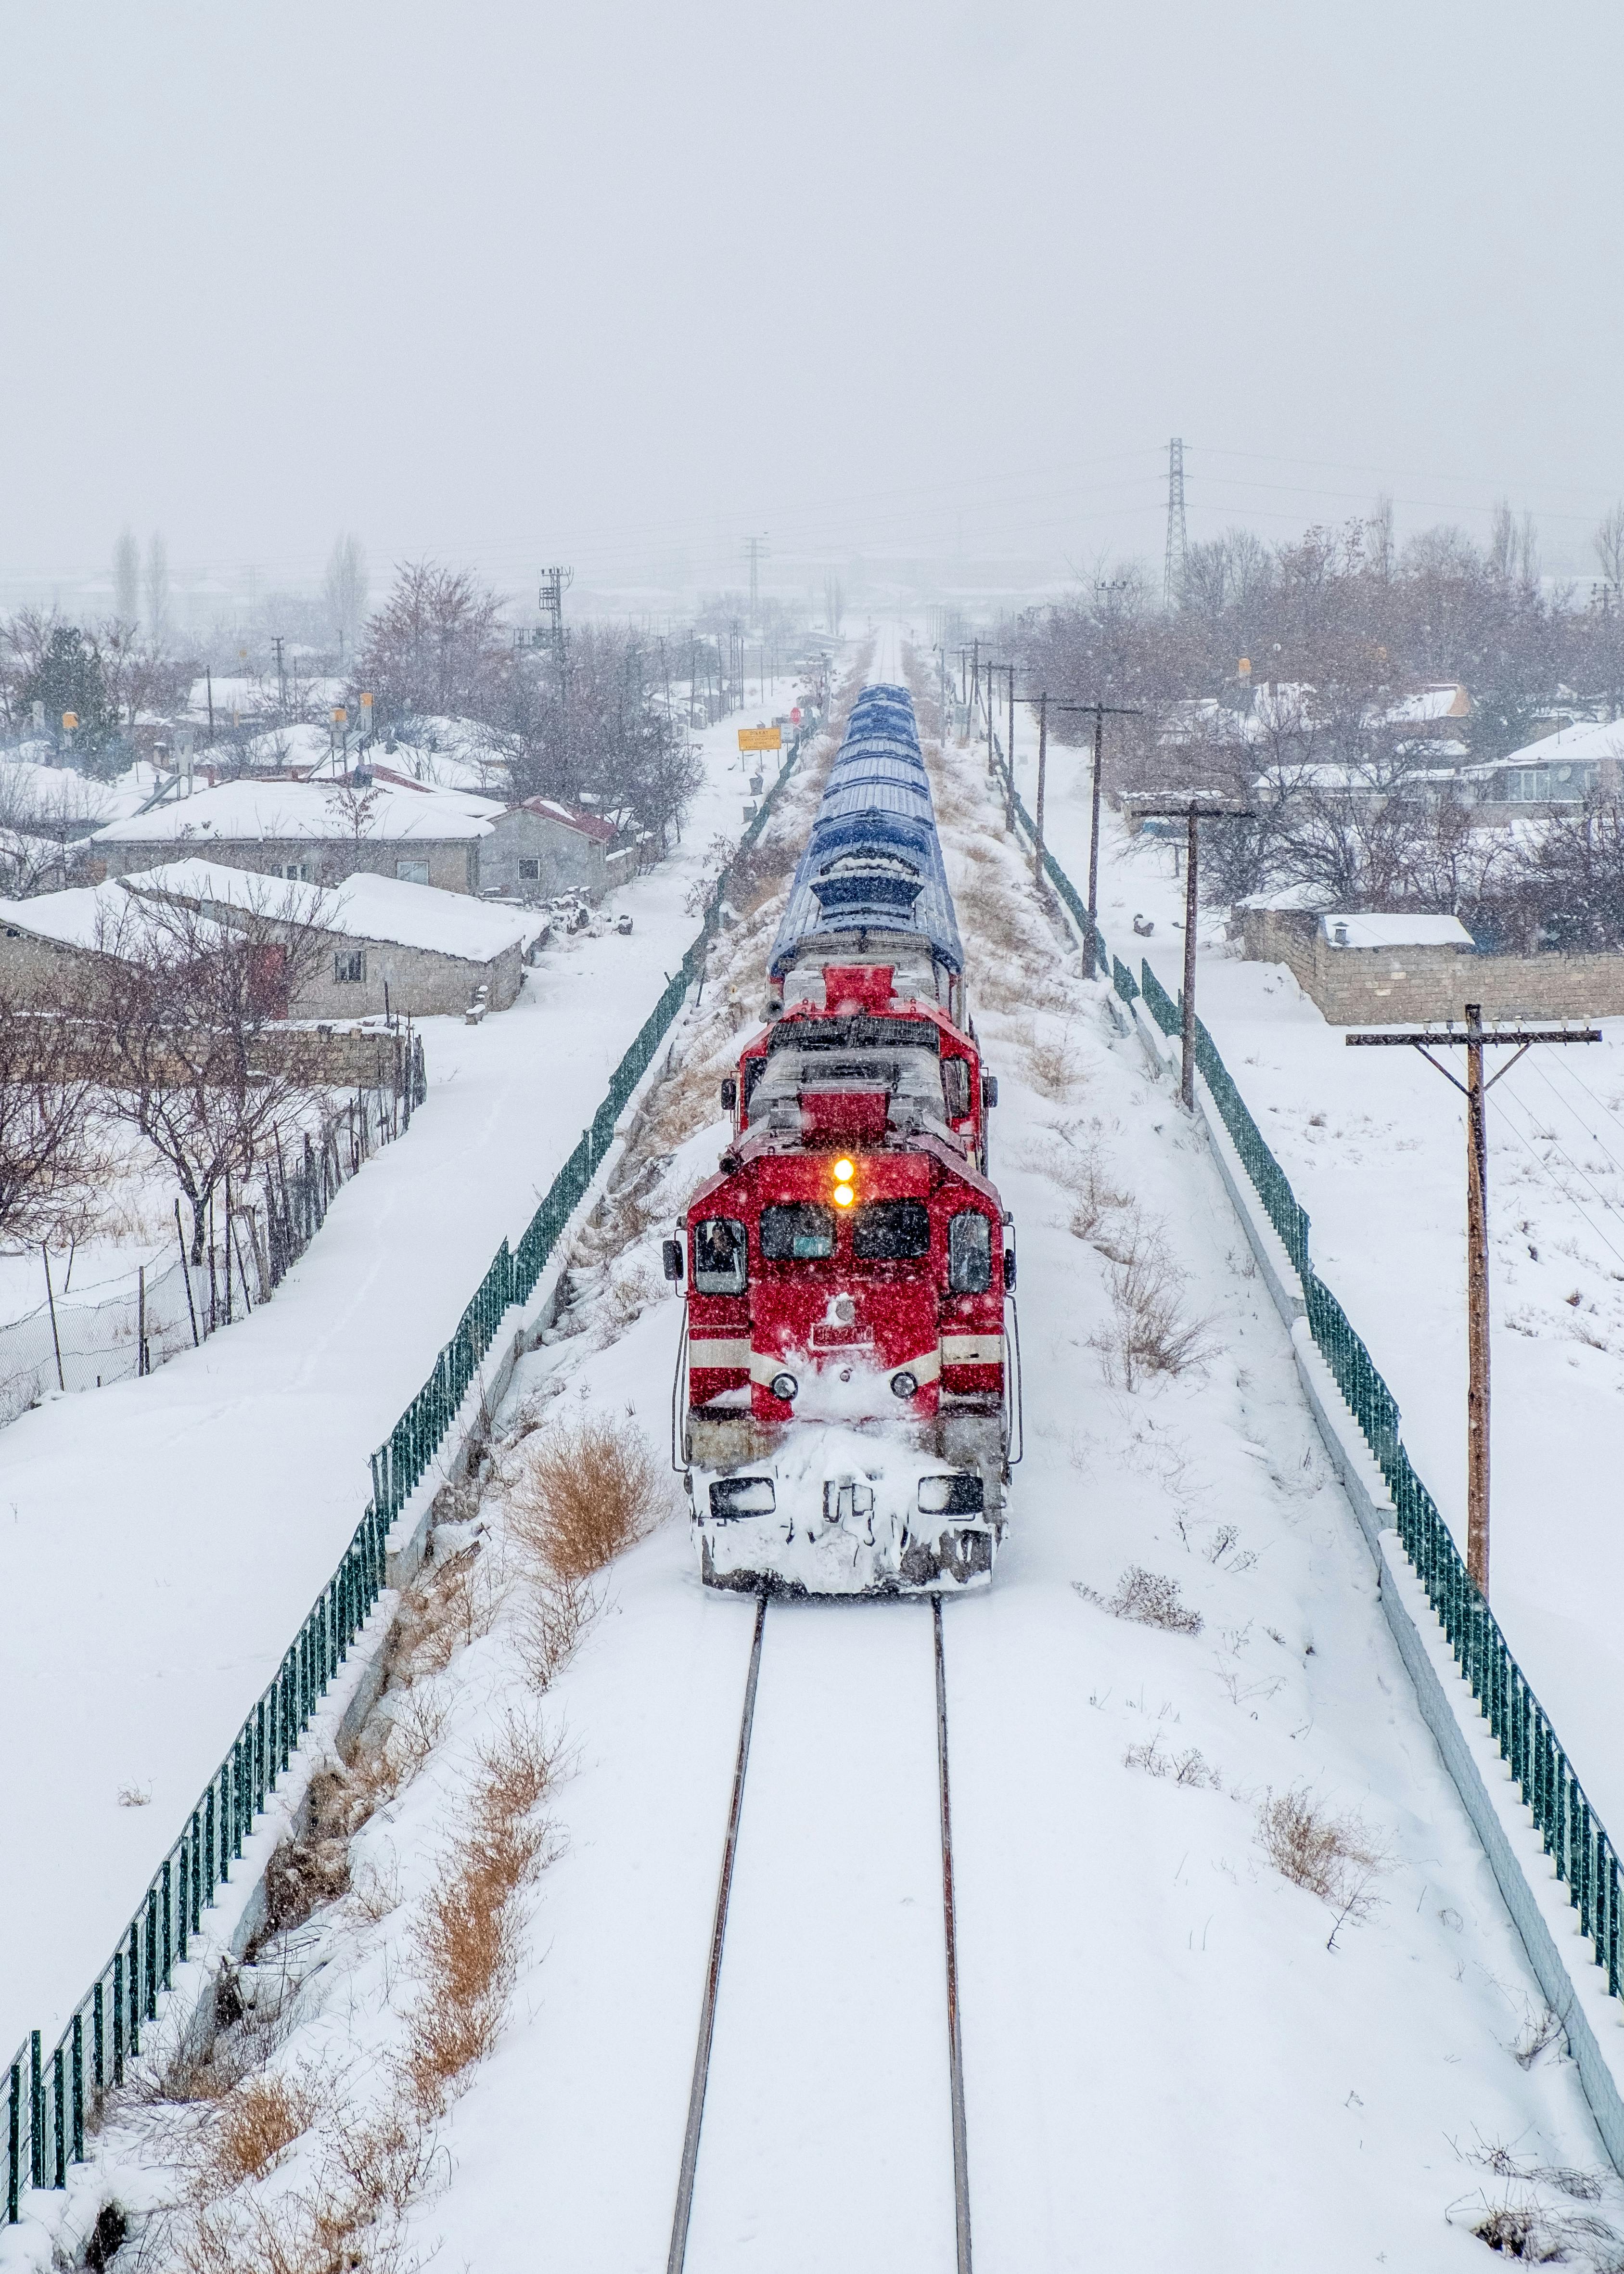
[1344,1002,1600,1600]
[1346,1028,1601,1048]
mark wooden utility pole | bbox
[1122,794,1247,1108]
[1346,1002,1599,1595]
[1032,691,1048,885]
[1058,702,1142,974]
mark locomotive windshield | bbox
[852,1199,931,1260]
[760,1203,836,1260]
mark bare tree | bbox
[1596,503,1624,598]
[92,891,328,1262]
[358,561,507,723]
[0,978,106,1246]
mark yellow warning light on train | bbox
[832,1156,856,1208]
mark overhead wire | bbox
[1488,1084,1624,1272]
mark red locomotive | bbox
[665,683,1019,1595]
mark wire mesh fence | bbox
[980,723,1624,2026]
[3,714,821,2222]
[0,1073,424,1437]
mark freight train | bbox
[664,681,1019,1595]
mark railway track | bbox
[667,1594,973,2274]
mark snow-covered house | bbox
[1460,716,1624,817]
[125,859,550,1017]
[484,797,634,903]
[87,775,501,894]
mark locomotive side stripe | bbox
[941,1335,1004,1364]
[689,1338,752,1367]
[746,1346,945,1386]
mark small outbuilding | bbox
[484,798,635,903]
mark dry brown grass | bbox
[1077,1566,1203,1635]
[1023,1031,1082,1099]
[205,2070,320,2188]
[398,1718,558,2119]
[1256,1786,1388,1930]
[505,1413,665,1581]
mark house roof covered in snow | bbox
[497,797,619,844]
[124,859,549,962]
[1466,716,1624,778]
[1319,912,1474,950]
[90,775,497,846]
[0,878,230,956]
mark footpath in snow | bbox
[0,690,804,2063]
[42,648,1624,2274]
[1018,725,1624,1849]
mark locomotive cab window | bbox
[693,1217,748,1294]
[942,1058,972,1118]
[852,1198,930,1260]
[947,1210,992,1292]
[760,1203,836,1260]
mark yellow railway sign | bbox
[737,726,781,752]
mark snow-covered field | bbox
[1019,726,1624,1853]
[36,647,1624,2273]
[0,689,808,2066]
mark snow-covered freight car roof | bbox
[769,689,963,978]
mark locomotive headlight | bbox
[890,1370,919,1400]
[769,1370,799,1403]
[832,1156,856,1208]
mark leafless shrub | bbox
[1511,2001,1570,2070]
[1090,1214,1215,1388]
[117,1784,152,1808]
[1457,2199,1623,2266]
[505,1413,665,1581]
[1256,1786,1389,1937]
[1124,1734,1222,1787]
[510,1568,601,1693]
[1024,1031,1082,1099]
[1075,1566,1202,1635]
[1473,2144,1604,2201]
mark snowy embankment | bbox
[1020,730,1624,1852]
[0,694,801,2068]
[38,649,1624,2274]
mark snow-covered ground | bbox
[44,649,1624,2273]
[1015,721,1624,1853]
[0,687,811,2065]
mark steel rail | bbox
[666,1590,768,2274]
[934,1594,974,2274]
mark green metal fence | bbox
[4,718,818,2223]
[981,720,1624,2015]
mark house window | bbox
[280,862,311,881]
[395,858,430,885]
[518,859,540,880]
[334,949,366,984]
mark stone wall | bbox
[1239,906,1624,1023]
[92,836,482,895]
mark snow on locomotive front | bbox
[665,683,1020,1596]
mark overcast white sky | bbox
[3,0,1621,591]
